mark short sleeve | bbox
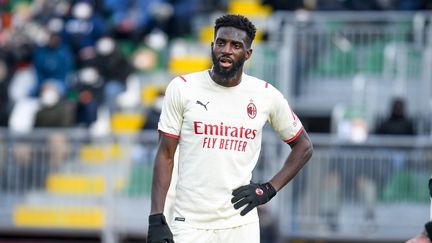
[158,78,184,139]
[268,86,303,143]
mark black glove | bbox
[147,213,174,243]
[231,182,277,216]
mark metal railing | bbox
[0,129,430,242]
[250,12,432,134]
[260,133,432,241]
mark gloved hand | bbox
[231,182,277,216]
[147,213,174,243]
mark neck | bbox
[209,68,243,87]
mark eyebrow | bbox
[215,37,244,46]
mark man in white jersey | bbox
[147,14,313,243]
[406,177,432,243]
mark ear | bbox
[211,42,214,48]
[245,48,253,61]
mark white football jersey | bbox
[158,70,303,229]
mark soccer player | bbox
[147,14,313,243]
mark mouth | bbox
[218,56,233,69]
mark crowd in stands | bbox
[0,0,226,133]
[0,0,430,133]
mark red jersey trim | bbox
[179,75,187,82]
[159,130,180,139]
[283,127,304,143]
[265,82,269,88]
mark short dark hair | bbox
[214,14,256,48]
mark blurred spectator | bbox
[375,97,415,135]
[104,0,172,43]
[90,36,135,113]
[142,91,164,130]
[31,0,70,24]
[32,32,74,97]
[63,1,107,62]
[0,48,14,127]
[73,66,102,126]
[34,82,76,128]
[165,0,199,39]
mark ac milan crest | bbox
[247,100,257,119]
[255,188,264,196]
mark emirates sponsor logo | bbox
[194,121,258,152]
[247,100,257,119]
[194,121,257,139]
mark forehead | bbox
[215,26,248,43]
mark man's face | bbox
[211,26,252,78]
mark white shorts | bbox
[171,221,260,243]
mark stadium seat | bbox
[80,143,124,164]
[13,205,104,229]
[228,0,272,18]
[46,174,106,195]
[141,84,165,107]
[110,112,145,134]
[168,55,211,75]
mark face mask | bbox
[96,37,115,55]
[34,29,50,46]
[72,2,93,20]
[145,29,168,50]
[79,67,99,85]
[41,88,60,107]
[47,18,64,33]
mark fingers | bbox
[231,189,251,203]
[232,183,261,216]
[232,184,251,195]
[233,197,251,209]
[240,202,256,216]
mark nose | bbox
[220,43,233,55]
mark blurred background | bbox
[0,0,432,242]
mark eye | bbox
[233,43,241,49]
[216,40,224,46]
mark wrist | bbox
[264,182,277,199]
[149,213,167,225]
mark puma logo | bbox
[196,100,209,111]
